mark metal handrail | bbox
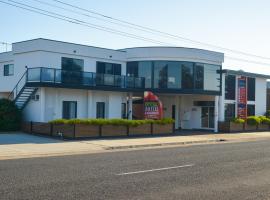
[9,67,145,101]
[19,67,145,89]
[8,69,28,100]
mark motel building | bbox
[0,38,269,132]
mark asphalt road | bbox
[1,139,270,200]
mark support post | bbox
[128,93,133,120]
[214,96,219,133]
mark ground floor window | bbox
[121,103,127,119]
[96,102,105,118]
[62,101,77,119]
[247,104,255,116]
[225,103,235,121]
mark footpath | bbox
[1,132,270,160]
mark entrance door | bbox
[201,107,214,128]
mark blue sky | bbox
[1,0,270,74]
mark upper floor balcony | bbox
[12,67,145,99]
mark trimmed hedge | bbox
[0,98,22,131]
[246,116,261,126]
[49,118,175,127]
[230,117,245,124]
[259,116,270,125]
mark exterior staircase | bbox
[8,70,38,110]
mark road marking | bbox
[116,164,194,176]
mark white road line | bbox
[116,164,194,176]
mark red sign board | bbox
[237,77,247,119]
[144,91,163,119]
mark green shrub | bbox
[230,117,245,124]
[265,110,270,118]
[246,116,261,126]
[0,98,22,131]
[49,118,175,127]
[259,116,270,125]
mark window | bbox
[247,104,255,116]
[62,101,77,119]
[225,104,235,121]
[4,64,14,76]
[194,64,204,89]
[61,57,84,71]
[121,103,127,119]
[225,75,236,100]
[96,102,105,118]
[167,62,181,89]
[96,62,121,75]
[247,77,255,101]
[181,62,193,89]
[204,64,220,91]
[127,61,152,88]
[154,61,168,88]
[61,57,84,84]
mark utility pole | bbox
[1,42,11,52]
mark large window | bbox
[61,57,84,71]
[4,64,14,76]
[225,103,235,121]
[181,62,193,89]
[167,62,181,89]
[247,104,255,116]
[127,61,152,88]
[204,64,220,91]
[127,61,221,92]
[194,64,204,89]
[62,101,77,119]
[225,75,236,100]
[154,61,168,88]
[96,102,105,118]
[96,61,121,75]
[61,57,84,84]
[247,77,255,101]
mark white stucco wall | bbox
[159,94,215,130]
[255,78,267,116]
[23,87,127,122]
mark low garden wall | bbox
[21,118,174,139]
[219,116,270,133]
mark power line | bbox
[2,0,270,66]
[2,0,173,46]
[225,56,270,66]
[50,0,270,61]
[31,0,156,34]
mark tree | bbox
[0,98,21,131]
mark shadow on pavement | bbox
[0,133,62,145]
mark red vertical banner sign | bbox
[144,91,163,119]
[237,76,247,119]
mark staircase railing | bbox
[8,69,28,100]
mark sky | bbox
[1,0,270,74]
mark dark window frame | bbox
[96,61,121,75]
[62,101,77,119]
[96,102,105,118]
[4,64,14,76]
[224,103,236,121]
[61,57,84,71]
[225,75,236,100]
[247,104,255,116]
[247,77,255,101]
[194,63,204,89]
[121,103,127,119]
